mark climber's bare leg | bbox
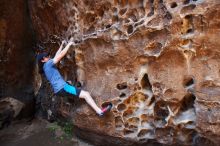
[79,90,102,115]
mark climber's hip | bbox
[56,82,81,97]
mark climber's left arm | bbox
[54,41,65,58]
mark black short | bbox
[56,84,81,98]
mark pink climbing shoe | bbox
[99,102,113,116]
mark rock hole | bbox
[129,14,138,22]
[138,94,147,102]
[106,24,111,29]
[146,0,155,17]
[147,11,154,17]
[123,108,135,118]
[112,7,117,13]
[124,98,131,105]
[154,101,169,120]
[148,96,155,106]
[183,76,194,88]
[130,95,140,105]
[170,2,177,8]
[183,0,190,5]
[127,25,133,34]
[135,78,138,82]
[193,135,215,146]
[140,74,152,90]
[115,116,124,127]
[119,93,126,98]
[117,103,126,111]
[180,93,196,111]
[186,28,194,34]
[137,129,149,137]
[98,9,104,17]
[124,18,130,24]
[164,89,174,97]
[128,125,138,131]
[74,40,81,44]
[112,15,119,22]
[165,12,173,20]
[181,39,191,47]
[116,82,127,90]
[140,114,148,121]
[185,14,192,19]
[87,15,96,23]
[123,128,134,135]
[181,4,196,13]
[127,117,140,125]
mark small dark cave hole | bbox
[185,15,192,19]
[98,9,104,17]
[119,93,126,98]
[185,14,193,20]
[123,129,134,135]
[170,2,178,8]
[117,103,126,111]
[127,25,133,34]
[116,82,128,90]
[148,96,155,106]
[183,76,195,88]
[140,74,152,91]
[182,4,197,12]
[74,40,81,44]
[183,0,190,5]
[186,28,194,34]
[106,24,111,29]
[193,135,215,146]
[147,10,154,17]
[154,101,169,120]
[180,93,196,111]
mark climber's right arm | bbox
[53,41,74,64]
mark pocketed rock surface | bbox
[29,0,220,145]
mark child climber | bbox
[37,40,112,116]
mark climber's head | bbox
[37,52,50,74]
[37,52,50,63]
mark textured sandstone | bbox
[30,0,220,145]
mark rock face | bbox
[0,0,35,117]
[29,0,220,145]
[0,97,24,129]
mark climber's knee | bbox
[79,90,90,99]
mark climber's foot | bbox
[99,102,113,116]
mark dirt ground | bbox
[0,118,93,146]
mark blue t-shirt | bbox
[43,59,66,93]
